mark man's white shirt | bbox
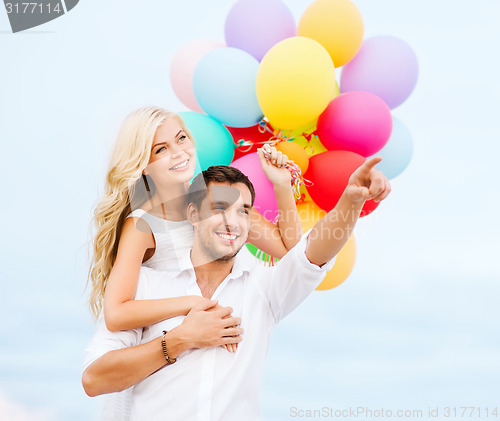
[84,233,336,421]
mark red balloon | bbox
[304,150,379,217]
[226,124,274,160]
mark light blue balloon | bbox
[193,47,263,128]
[370,116,413,179]
[179,112,235,175]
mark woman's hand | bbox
[188,295,211,311]
[257,144,292,187]
[206,302,240,353]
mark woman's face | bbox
[144,117,196,189]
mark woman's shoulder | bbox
[122,211,153,238]
[126,208,162,226]
[126,208,148,219]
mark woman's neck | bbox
[147,182,190,221]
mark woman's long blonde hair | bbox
[87,106,192,319]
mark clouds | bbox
[0,391,51,421]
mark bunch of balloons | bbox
[169,0,418,291]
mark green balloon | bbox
[245,243,280,265]
[179,112,235,174]
[246,243,260,257]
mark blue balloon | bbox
[193,47,263,128]
[370,116,413,179]
[179,112,235,175]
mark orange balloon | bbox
[297,201,326,231]
[316,234,356,290]
[296,201,357,290]
[276,141,310,174]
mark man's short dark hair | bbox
[187,165,255,210]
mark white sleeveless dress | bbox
[126,208,195,272]
[101,209,194,421]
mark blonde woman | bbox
[88,106,302,345]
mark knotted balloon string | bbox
[302,130,319,156]
[260,148,311,200]
[235,138,255,153]
[236,118,303,149]
[234,119,314,198]
[257,119,275,136]
[302,130,317,142]
[295,193,307,205]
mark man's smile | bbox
[216,231,239,243]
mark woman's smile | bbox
[169,158,190,171]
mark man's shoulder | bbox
[135,265,187,300]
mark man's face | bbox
[191,182,253,263]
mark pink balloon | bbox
[170,39,225,112]
[317,91,392,157]
[230,153,278,221]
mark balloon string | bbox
[257,119,275,136]
[236,119,317,150]
[295,193,307,205]
[253,246,277,267]
[233,119,283,151]
[234,136,288,152]
[302,130,319,156]
[233,119,315,196]
[260,149,313,199]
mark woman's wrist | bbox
[272,181,292,193]
[187,295,205,312]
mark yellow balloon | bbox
[257,36,336,130]
[296,201,356,290]
[298,0,364,68]
[287,120,318,138]
[278,80,339,158]
[333,79,341,97]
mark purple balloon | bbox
[340,35,419,109]
[225,0,296,62]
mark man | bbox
[83,160,390,420]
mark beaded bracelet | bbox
[161,330,177,364]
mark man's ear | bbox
[186,203,199,225]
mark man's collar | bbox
[178,247,252,279]
[178,249,194,274]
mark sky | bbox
[1,0,499,420]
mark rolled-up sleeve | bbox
[83,317,142,372]
[83,268,158,371]
[265,231,337,323]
